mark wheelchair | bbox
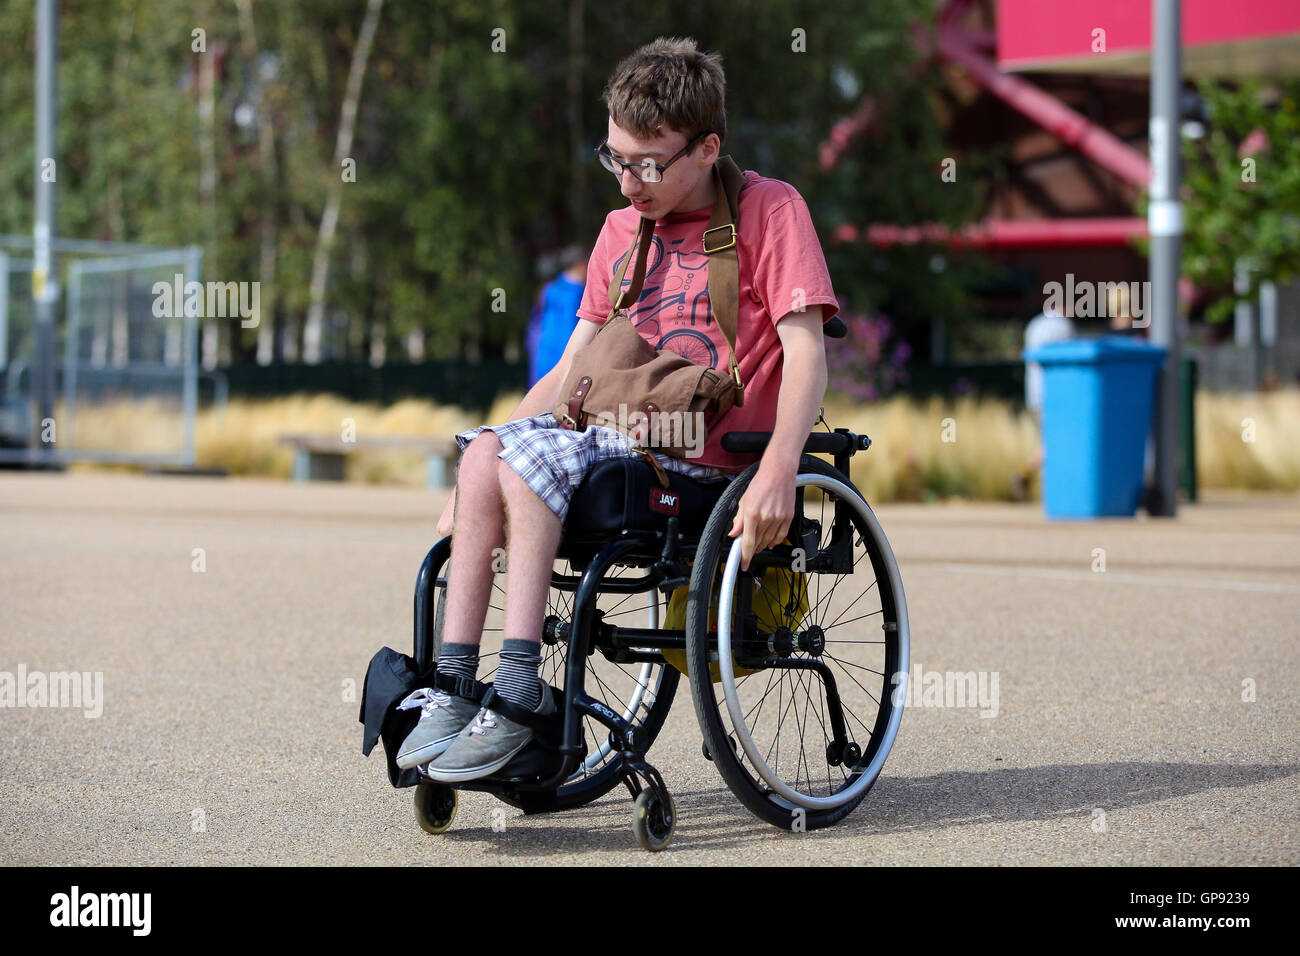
[408,421,910,851]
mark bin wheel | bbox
[414,781,457,835]
[632,788,676,852]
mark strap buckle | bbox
[435,672,486,702]
[731,365,744,389]
[702,223,736,254]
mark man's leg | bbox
[394,433,507,770]
[493,460,564,710]
[422,456,564,782]
[439,433,508,672]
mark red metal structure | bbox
[823,0,1300,251]
[836,217,1147,251]
[822,0,1153,249]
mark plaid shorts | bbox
[455,412,733,522]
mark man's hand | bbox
[728,457,798,571]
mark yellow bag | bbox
[661,563,810,682]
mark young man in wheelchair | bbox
[398,36,839,783]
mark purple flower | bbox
[824,310,911,403]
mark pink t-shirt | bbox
[577,170,839,472]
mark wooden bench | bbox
[278,433,460,489]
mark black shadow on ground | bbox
[432,761,1299,857]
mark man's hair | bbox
[603,37,726,145]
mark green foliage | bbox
[1179,79,1300,321]
[0,0,980,361]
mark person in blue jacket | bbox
[527,246,588,387]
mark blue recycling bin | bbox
[1023,337,1167,519]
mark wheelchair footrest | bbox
[482,735,589,784]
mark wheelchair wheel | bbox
[631,788,676,851]
[686,457,909,830]
[414,781,458,835]
[433,555,678,811]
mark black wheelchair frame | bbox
[408,425,906,850]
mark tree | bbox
[0,0,980,368]
[1179,79,1300,321]
[302,0,383,364]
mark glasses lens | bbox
[639,161,661,184]
[597,150,620,175]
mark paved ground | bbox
[1,471,1296,865]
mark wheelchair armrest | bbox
[720,430,869,456]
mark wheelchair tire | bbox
[685,457,909,831]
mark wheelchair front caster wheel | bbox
[414,781,457,835]
[632,788,676,851]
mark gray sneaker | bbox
[395,687,483,769]
[425,682,556,783]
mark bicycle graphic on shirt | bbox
[612,235,722,368]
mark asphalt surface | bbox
[1,472,1296,865]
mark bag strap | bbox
[705,156,745,400]
[606,216,655,316]
[603,157,747,402]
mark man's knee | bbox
[457,433,504,494]
[497,458,528,497]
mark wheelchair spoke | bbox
[768,672,803,777]
[840,699,878,743]
[791,670,813,795]
[742,675,780,726]
[793,663,831,753]
[821,650,884,706]
[598,588,641,619]
[821,652,886,678]
[814,675,847,792]
[764,676,785,772]
[585,659,626,710]
[822,579,878,632]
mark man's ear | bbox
[694,133,720,172]
[705,132,722,163]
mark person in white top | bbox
[1018,304,1075,498]
[1023,304,1075,419]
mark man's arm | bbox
[510,318,600,419]
[727,307,828,570]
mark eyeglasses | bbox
[594,131,712,184]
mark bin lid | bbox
[1024,336,1167,365]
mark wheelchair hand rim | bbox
[717,471,910,812]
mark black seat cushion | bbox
[561,457,729,547]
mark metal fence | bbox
[0,237,224,467]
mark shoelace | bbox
[397,687,452,718]
[468,709,498,736]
